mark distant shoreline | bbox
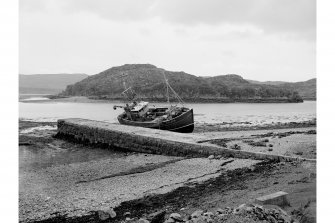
[39,95,310,104]
[301,98,316,101]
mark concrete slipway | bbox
[19,119,315,222]
[56,118,315,162]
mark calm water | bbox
[19,98,316,171]
[19,98,316,125]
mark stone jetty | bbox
[56,118,314,162]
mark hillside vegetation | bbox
[248,78,316,100]
[61,64,304,103]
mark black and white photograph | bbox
[4,0,326,222]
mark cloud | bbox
[19,0,315,81]
[20,0,48,12]
[20,0,315,40]
[152,0,315,40]
[63,0,156,22]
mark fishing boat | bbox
[113,72,194,133]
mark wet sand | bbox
[19,120,316,222]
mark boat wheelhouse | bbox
[113,72,194,133]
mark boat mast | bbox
[116,72,136,101]
[162,71,170,103]
[162,71,184,106]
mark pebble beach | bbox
[19,120,316,222]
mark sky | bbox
[19,0,316,81]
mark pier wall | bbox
[56,118,315,162]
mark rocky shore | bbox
[19,120,316,223]
[118,202,298,223]
[194,119,316,133]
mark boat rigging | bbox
[113,71,194,133]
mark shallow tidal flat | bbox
[194,127,316,160]
[19,120,316,222]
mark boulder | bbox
[267,215,277,223]
[215,208,225,214]
[191,210,204,218]
[230,144,241,150]
[248,166,256,172]
[255,191,290,207]
[124,211,131,217]
[97,208,116,220]
[98,211,109,221]
[139,218,150,223]
[148,210,166,223]
[208,155,215,159]
[169,213,183,222]
[164,218,176,223]
[234,203,255,215]
[183,215,191,221]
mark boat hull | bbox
[117,109,194,133]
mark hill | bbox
[247,78,316,99]
[278,79,316,100]
[61,64,304,103]
[247,80,287,86]
[19,73,88,94]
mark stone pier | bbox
[56,118,314,161]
